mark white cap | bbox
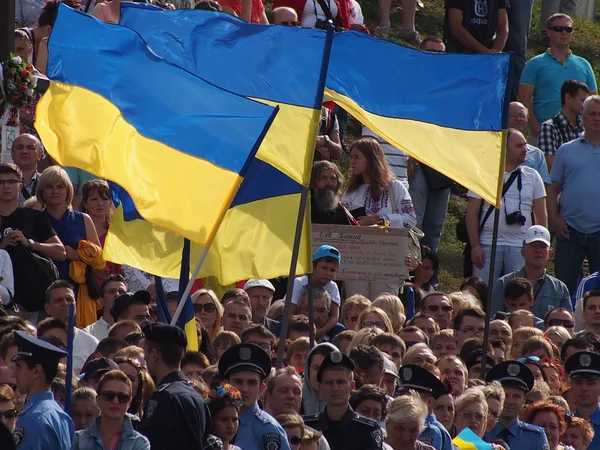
[382,356,399,378]
[524,225,551,247]
[243,279,275,293]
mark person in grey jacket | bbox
[73,370,149,450]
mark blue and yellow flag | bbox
[103,5,332,284]
[35,5,278,246]
[453,428,493,450]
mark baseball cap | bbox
[312,245,341,264]
[243,279,275,293]
[524,225,550,247]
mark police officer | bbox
[11,331,74,449]
[303,350,383,450]
[138,322,211,449]
[397,364,452,450]
[484,360,550,450]
[565,351,600,449]
[219,343,290,450]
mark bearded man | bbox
[311,161,357,225]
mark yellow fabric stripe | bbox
[452,437,478,450]
[325,89,504,206]
[185,318,199,351]
[36,81,241,245]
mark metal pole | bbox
[308,273,315,349]
[170,246,209,326]
[65,303,75,416]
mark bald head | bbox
[508,102,529,132]
[11,133,42,172]
[271,7,298,25]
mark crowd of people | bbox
[3,0,600,449]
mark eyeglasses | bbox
[289,437,302,446]
[460,411,485,423]
[193,303,216,313]
[426,305,453,312]
[279,21,299,26]
[363,321,386,329]
[0,409,17,420]
[0,180,20,186]
[100,391,131,403]
[549,25,573,33]
[548,319,574,328]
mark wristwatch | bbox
[27,239,34,249]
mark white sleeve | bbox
[326,282,341,306]
[532,170,546,199]
[386,180,417,228]
[0,250,14,298]
[290,278,306,305]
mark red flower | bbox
[20,70,31,77]
[6,71,15,79]
[25,64,33,71]
[18,84,28,92]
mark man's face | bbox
[45,287,76,322]
[355,398,384,422]
[14,360,36,396]
[566,89,589,115]
[123,303,151,326]
[0,172,22,204]
[268,374,302,415]
[505,294,534,313]
[11,134,41,171]
[521,241,550,268]
[456,316,485,346]
[501,386,526,421]
[376,344,403,368]
[102,282,127,315]
[583,296,600,328]
[571,376,600,408]
[318,368,354,407]
[299,295,330,328]
[247,287,273,322]
[316,168,338,190]
[411,317,437,341]
[182,363,205,382]
[432,339,458,359]
[354,364,383,389]
[229,371,263,409]
[244,333,273,354]
[506,131,527,165]
[489,320,512,348]
[273,7,299,25]
[438,358,466,395]
[546,310,575,335]
[422,294,453,329]
[508,103,529,132]
[548,17,574,48]
[583,100,600,135]
[312,259,338,286]
[343,306,364,331]
[222,303,252,336]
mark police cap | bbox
[398,364,446,399]
[142,322,187,348]
[317,350,355,383]
[218,343,271,380]
[485,360,534,392]
[565,351,600,379]
[11,331,67,365]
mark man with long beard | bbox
[310,161,357,225]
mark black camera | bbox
[505,211,526,226]
[315,18,333,30]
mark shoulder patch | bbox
[145,400,158,419]
[263,432,281,450]
[13,427,24,446]
[520,422,544,433]
[371,428,383,446]
[156,383,170,392]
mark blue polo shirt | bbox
[520,51,597,123]
[573,406,600,450]
[524,144,551,184]
[550,137,600,234]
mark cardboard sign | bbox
[312,224,411,282]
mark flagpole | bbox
[276,25,335,369]
[171,246,209,326]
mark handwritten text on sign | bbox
[312,224,411,282]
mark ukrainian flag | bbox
[103,5,331,284]
[35,5,278,246]
[453,428,493,450]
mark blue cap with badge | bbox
[565,351,600,379]
[313,245,341,264]
[485,360,534,392]
[11,331,68,365]
[316,350,355,382]
[218,343,272,380]
[398,364,446,399]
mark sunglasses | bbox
[517,356,540,363]
[289,437,302,446]
[549,25,573,33]
[548,319,574,328]
[426,305,453,312]
[194,303,216,313]
[0,409,16,420]
[100,391,131,404]
[280,21,299,26]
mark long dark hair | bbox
[346,137,394,200]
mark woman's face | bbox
[212,405,239,444]
[543,366,562,395]
[349,147,369,177]
[284,425,303,450]
[562,425,585,450]
[433,394,455,432]
[386,420,422,450]
[414,258,435,285]
[194,294,218,329]
[96,380,132,421]
[485,397,501,433]
[43,181,69,207]
[0,400,17,432]
[361,313,387,331]
[511,336,527,359]
[437,359,466,395]
[118,362,140,399]
[454,401,487,438]
[531,411,560,450]
[83,189,111,220]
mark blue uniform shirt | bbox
[485,418,549,450]
[419,414,453,450]
[573,405,600,449]
[13,391,74,450]
[234,402,291,450]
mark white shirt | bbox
[301,0,338,28]
[467,166,546,246]
[84,317,112,342]
[0,249,14,300]
[285,275,341,306]
[348,0,364,25]
[73,328,99,375]
[342,179,417,229]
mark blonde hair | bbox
[513,327,544,342]
[387,391,428,430]
[372,295,406,333]
[342,294,371,321]
[357,307,393,334]
[36,166,74,209]
[191,289,224,340]
[431,329,456,347]
[348,327,383,353]
[482,381,505,409]
[403,343,436,365]
[522,335,555,359]
[448,291,480,317]
[545,326,570,344]
[455,387,488,415]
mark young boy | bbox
[288,245,341,339]
[503,278,544,329]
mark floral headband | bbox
[204,383,243,409]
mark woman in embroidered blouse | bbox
[342,136,416,299]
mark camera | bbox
[315,18,333,30]
[505,211,526,226]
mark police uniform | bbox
[219,343,291,450]
[398,364,452,450]
[11,331,74,449]
[302,350,383,450]
[484,361,549,450]
[566,351,600,449]
[138,323,211,449]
